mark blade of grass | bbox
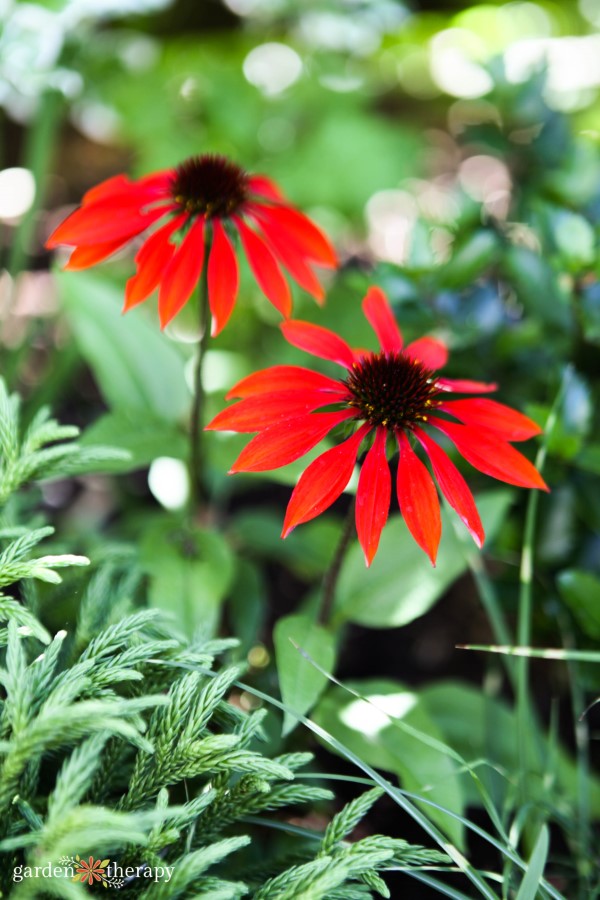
[514,825,549,900]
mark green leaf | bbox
[313,679,465,847]
[502,246,571,328]
[274,614,336,736]
[334,492,513,628]
[553,211,595,270]
[515,824,549,900]
[81,412,187,472]
[439,231,499,288]
[57,270,189,422]
[557,570,600,639]
[140,516,235,637]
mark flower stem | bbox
[8,89,63,278]
[188,237,211,510]
[516,366,569,801]
[318,499,355,626]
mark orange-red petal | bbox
[46,197,172,248]
[158,217,206,328]
[356,427,391,566]
[414,427,484,548]
[123,217,184,311]
[248,175,286,201]
[281,320,355,369]
[249,211,325,303]
[362,287,403,353]
[206,389,345,433]
[251,203,337,268]
[235,218,292,317]
[64,237,130,270]
[229,409,356,473]
[208,219,239,336]
[429,419,549,491]
[282,424,370,536]
[436,378,497,394]
[226,365,346,400]
[404,337,448,370]
[396,431,441,565]
[439,398,542,441]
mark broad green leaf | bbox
[515,825,549,900]
[553,211,595,270]
[439,231,499,289]
[81,412,187,472]
[231,510,340,578]
[313,679,465,846]
[140,516,234,637]
[57,271,189,422]
[334,492,513,628]
[420,681,600,816]
[557,570,600,639]
[274,614,336,736]
[502,247,571,328]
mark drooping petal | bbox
[64,237,130,270]
[46,197,173,248]
[404,337,449,370]
[248,211,325,303]
[414,427,484,548]
[436,378,497,394]
[396,430,441,565]
[282,424,370,536]
[206,389,346,433]
[281,320,355,369]
[356,427,391,566]
[362,286,403,353]
[158,217,205,328]
[251,203,337,268]
[229,409,356,473]
[123,216,185,311]
[234,217,292,317]
[429,418,549,491]
[81,171,171,205]
[439,398,542,441]
[81,174,131,205]
[207,219,239,336]
[226,365,346,399]
[248,175,286,201]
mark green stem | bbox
[516,367,570,802]
[467,551,517,691]
[7,89,63,278]
[188,237,211,510]
[318,499,355,626]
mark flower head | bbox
[207,287,548,565]
[46,154,337,335]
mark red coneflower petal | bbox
[436,378,497,394]
[229,409,356,473]
[123,215,185,311]
[414,427,484,548]
[362,286,403,353]
[208,219,239,336]
[81,174,131,205]
[251,204,337,268]
[281,320,355,369]
[396,431,441,565]
[356,427,391,566]
[248,211,325,303]
[64,237,130,270]
[429,418,549,491]
[206,389,346,433]
[248,175,286,201]
[282,424,370,536]
[235,218,292,317]
[404,337,448,371]
[81,171,171,206]
[46,198,172,248]
[226,365,346,399]
[439,398,542,441]
[158,216,206,328]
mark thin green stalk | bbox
[188,234,211,510]
[318,498,355,626]
[7,90,63,278]
[516,368,569,802]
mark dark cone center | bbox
[344,352,442,429]
[171,154,249,217]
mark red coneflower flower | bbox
[46,154,337,335]
[207,287,548,565]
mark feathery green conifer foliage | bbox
[0,379,446,898]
